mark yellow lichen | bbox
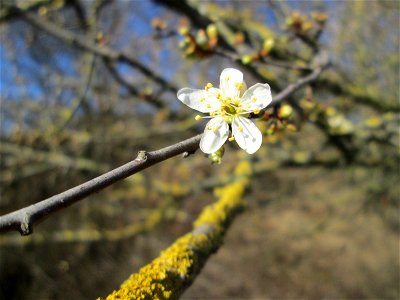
[102,161,252,300]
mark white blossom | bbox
[177,68,272,154]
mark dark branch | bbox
[0,135,202,235]
[9,6,178,93]
[272,64,327,104]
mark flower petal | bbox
[177,88,219,113]
[232,116,262,154]
[200,117,229,154]
[219,68,244,99]
[241,83,272,112]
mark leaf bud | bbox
[278,104,293,119]
[208,146,225,164]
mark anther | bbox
[252,96,257,102]
[205,83,213,91]
[234,82,243,90]
[229,136,235,142]
[238,126,244,132]
[195,115,202,121]
[253,108,261,114]
[200,97,205,102]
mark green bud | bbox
[206,24,218,39]
[208,146,225,164]
[241,55,253,65]
[278,104,293,119]
[262,38,275,52]
[196,30,208,49]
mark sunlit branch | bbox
[102,160,251,299]
[0,135,202,235]
[0,56,331,236]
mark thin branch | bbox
[59,54,97,131]
[103,60,166,109]
[0,60,328,236]
[0,135,202,235]
[272,65,327,104]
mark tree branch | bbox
[8,6,178,93]
[102,160,251,299]
[272,64,327,104]
[0,135,202,235]
[0,59,328,236]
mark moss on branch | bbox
[103,161,252,300]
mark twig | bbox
[59,54,97,131]
[272,65,326,104]
[103,60,166,109]
[0,135,202,235]
[0,60,328,236]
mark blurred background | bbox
[0,0,399,299]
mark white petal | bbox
[177,88,219,113]
[232,117,262,154]
[241,83,272,112]
[219,68,244,99]
[200,117,229,154]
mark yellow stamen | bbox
[200,97,205,102]
[206,126,212,130]
[236,107,242,113]
[212,126,219,132]
[206,104,211,108]
[252,96,257,102]
[234,82,243,90]
[224,76,230,81]
[233,99,240,106]
[195,115,202,121]
[238,126,244,132]
[205,83,213,91]
[229,136,235,142]
[253,108,261,114]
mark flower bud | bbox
[206,24,218,39]
[278,104,293,119]
[208,146,225,164]
[286,124,297,132]
[178,26,190,36]
[241,54,253,65]
[196,30,208,49]
[262,38,275,52]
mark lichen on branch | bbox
[103,160,252,300]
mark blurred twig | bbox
[8,5,179,93]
